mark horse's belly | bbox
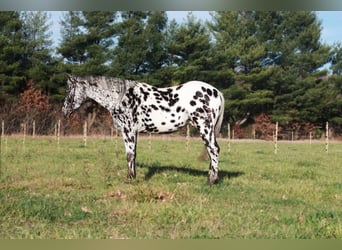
[139,109,189,133]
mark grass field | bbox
[0,135,341,239]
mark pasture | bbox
[0,136,341,239]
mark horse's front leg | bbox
[122,128,138,180]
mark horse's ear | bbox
[67,73,72,79]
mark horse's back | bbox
[177,80,223,108]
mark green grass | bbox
[0,136,342,239]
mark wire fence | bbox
[1,119,340,153]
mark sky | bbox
[49,11,342,47]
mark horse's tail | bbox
[215,91,225,136]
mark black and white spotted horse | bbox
[62,75,225,184]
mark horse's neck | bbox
[86,85,116,111]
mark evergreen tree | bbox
[331,42,342,75]
[81,11,117,75]
[167,13,211,84]
[144,11,168,73]
[111,11,149,78]
[110,11,169,85]
[58,11,117,75]
[210,11,331,126]
[58,11,85,65]
[328,75,342,129]
[210,11,274,121]
[0,11,25,100]
[21,11,55,91]
[267,12,331,124]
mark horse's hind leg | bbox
[196,120,220,184]
[206,133,220,184]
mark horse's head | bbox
[62,75,87,118]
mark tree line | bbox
[0,11,341,136]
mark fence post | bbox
[325,121,329,154]
[32,120,36,138]
[23,122,27,145]
[274,122,278,154]
[57,120,61,145]
[0,121,2,179]
[227,123,231,152]
[83,121,87,147]
[1,120,6,153]
[1,120,4,138]
[148,133,152,151]
[186,124,190,152]
[115,128,118,151]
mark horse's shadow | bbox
[138,162,244,183]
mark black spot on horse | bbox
[176,85,183,90]
[194,91,203,99]
[140,87,149,101]
[213,89,218,98]
[204,94,210,104]
[190,100,196,106]
[151,104,159,111]
[196,107,204,113]
[169,96,179,106]
[207,88,212,96]
[128,87,134,96]
[160,106,171,112]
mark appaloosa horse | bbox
[63,75,224,184]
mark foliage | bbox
[253,113,278,140]
[17,80,51,116]
[0,11,25,99]
[6,80,54,134]
[167,13,212,84]
[0,11,341,135]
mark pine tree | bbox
[331,42,342,75]
[58,11,117,75]
[21,11,54,91]
[167,13,211,84]
[268,12,331,124]
[210,11,331,126]
[144,11,168,72]
[110,11,169,85]
[58,11,86,65]
[210,11,274,120]
[0,11,25,100]
[81,11,117,75]
[111,11,149,78]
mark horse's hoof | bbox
[124,178,132,184]
[207,174,219,185]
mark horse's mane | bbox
[75,75,138,103]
